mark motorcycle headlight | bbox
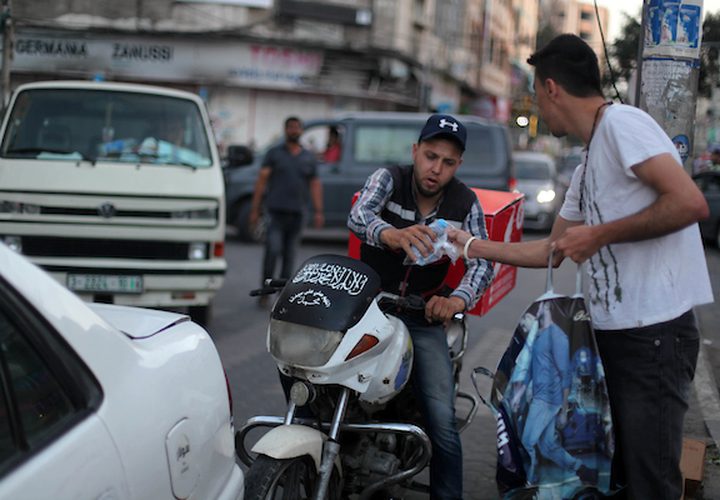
[269,319,343,367]
[536,189,556,204]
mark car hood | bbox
[0,159,223,198]
[88,303,190,339]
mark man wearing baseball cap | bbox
[348,113,494,499]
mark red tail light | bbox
[508,176,518,192]
[345,334,379,361]
[214,241,225,257]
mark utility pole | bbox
[635,0,704,174]
[0,0,11,107]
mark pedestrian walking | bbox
[348,113,494,499]
[449,34,714,499]
[250,116,324,305]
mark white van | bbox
[0,80,239,325]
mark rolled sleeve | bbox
[347,168,394,246]
[450,199,495,309]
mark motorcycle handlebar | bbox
[377,292,426,312]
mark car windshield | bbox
[515,159,552,180]
[1,88,213,169]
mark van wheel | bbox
[189,304,211,327]
[235,200,266,243]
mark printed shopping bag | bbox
[473,257,614,499]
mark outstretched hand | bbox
[381,224,438,262]
[446,227,472,253]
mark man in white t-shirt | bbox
[450,34,713,499]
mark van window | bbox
[353,125,418,164]
[2,89,213,169]
[462,124,504,174]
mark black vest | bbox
[361,164,477,298]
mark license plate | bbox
[67,274,144,294]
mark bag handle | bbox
[545,249,584,297]
[471,366,497,415]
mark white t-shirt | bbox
[559,104,714,330]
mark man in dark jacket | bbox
[250,116,324,305]
[348,114,494,499]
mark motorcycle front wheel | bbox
[244,454,341,500]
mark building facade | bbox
[544,0,610,67]
[6,0,543,151]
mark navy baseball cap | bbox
[418,114,467,152]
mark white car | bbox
[513,150,563,231]
[0,243,243,499]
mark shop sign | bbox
[12,29,323,89]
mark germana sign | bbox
[12,29,323,88]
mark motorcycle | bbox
[236,253,479,499]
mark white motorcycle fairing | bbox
[272,299,413,405]
[267,255,415,406]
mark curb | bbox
[695,305,720,449]
[695,339,720,449]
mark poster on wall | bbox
[643,0,703,59]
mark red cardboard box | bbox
[347,188,524,317]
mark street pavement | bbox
[213,234,720,499]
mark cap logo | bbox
[438,118,459,132]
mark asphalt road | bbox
[209,232,720,499]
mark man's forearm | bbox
[593,191,706,246]
[469,237,552,268]
[310,178,323,213]
[251,170,269,213]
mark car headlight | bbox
[0,201,40,214]
[171,208,217,219]
[536,189,556,204]
[269,319,343,367]
[188,242,208,260]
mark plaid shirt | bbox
[348,168,494,309]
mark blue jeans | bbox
[595,310,699,500]
[521,398,580,483]
[262,210,303,284]
[402,315,463,500]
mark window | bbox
[0,312,74,448]
[0,383,13,463]
[0,279,101,475]
[463,125,503,174]
[580,10,593,20]
[515,160,552,180]
[353,125,418,164]
[2,89,213,169]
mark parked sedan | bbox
[694,170,720,247]
[0,243,243,499]
[513,151,563,231]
